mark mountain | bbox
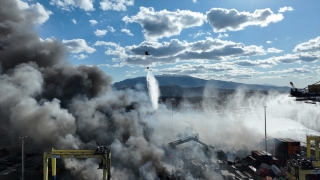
[113,74,290,92]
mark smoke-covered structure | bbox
[1,0,320,180]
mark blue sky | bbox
[19,0,319,88]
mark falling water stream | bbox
[146,70,160,110]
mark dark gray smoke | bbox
[0,0,172,179]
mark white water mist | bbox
[147,70,160,110]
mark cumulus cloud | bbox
[259,37,320,64]
[267,47,283,53]
[62,39,96,53]
[257,36,320,64]
[15,0,53,25]
[206,8,284,32]
[270,68,312,74]
[121,29,133,36]
[93,41,127,58]
[124,38,266,67]
[50,0,95,11]
[94,29,108,37]
[123,7,205,40]
[100,0,134,11]
[260,75,289,79]
[293,36,320,53]
[217,33,229,39]
[234,59,277,68]
[159,63,235,75]
[267,41,272,44]
[71,19,77,24]
[89,19,98,25]
[74,54,88,59]
[278,6,294,13]
[266,53,319,64]
[107,26,116,32]
[189,30,211,38]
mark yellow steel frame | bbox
[287,136,320,180]
[43,148,111,180]
[307,136,320,158]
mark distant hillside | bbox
[113,75,290,92]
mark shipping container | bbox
[270,165,282,176]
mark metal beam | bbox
[43,148,111,180]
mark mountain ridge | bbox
[113,75,290,92]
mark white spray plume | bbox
[147,70,160,110]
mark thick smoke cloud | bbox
[0,1,172,179]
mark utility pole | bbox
[263,106,267,153]
[19,136,27,180]
[171,98,175,141]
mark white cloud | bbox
[278,6,294,13]
[94,29,108,37]
[159,62,235,75]
[192,0,197,3]
[93,41,127,58]
[71,19,77,24]
[123,7,205,40]
[50,0,94,11]
[100,0,134,11]
[189,30,211,38]
[234,59,277,68]
[206,8,284,32]
[260,75,287,79]
[248,37,320,65]
[125,38,266,66]
[62,39,96,53]
[271,54,300,63]
[89,20,98,25]
[270,68,312,74]
[267,41,272,44]
[217,33,229,39]
[15,0,53,25]
[94,41,118,47]
[107,26,116,32]
[267,47,283,53]
[293,36,320,53]
[159,63,259,80]
[121,29,133,36]
[271,54,319,64]
[74,54,88,59]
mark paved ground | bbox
[0,154,72,180]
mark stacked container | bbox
[256,163,271,176]
[252,150,273,165]
[274,138,300,166]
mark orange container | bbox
[294,146,300,151]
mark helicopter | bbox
[144,50,150,56]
